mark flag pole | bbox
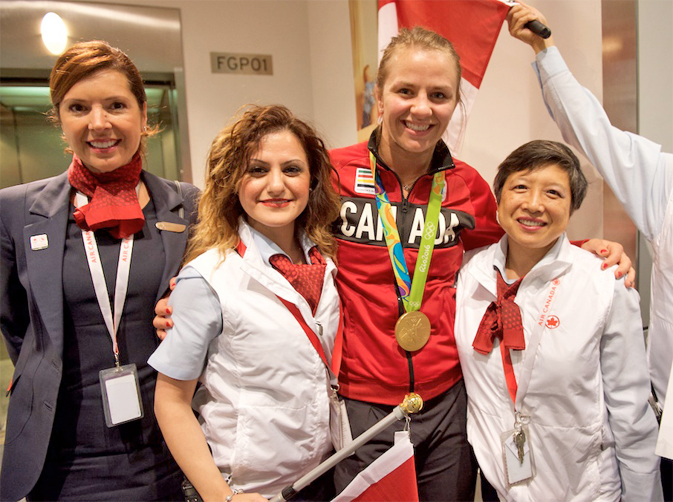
[269,393,423,502]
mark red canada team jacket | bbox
[330,137,503,405]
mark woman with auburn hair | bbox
[0,40,198,501]
[150,104,342,501]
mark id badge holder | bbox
[500,425,534,488]
[329,387,353,451]
[99,363,144,427]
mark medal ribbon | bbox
[369,152,445,313]
[76,191,136,366]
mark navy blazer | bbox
[0,170,199,501]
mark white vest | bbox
[189,223,339,498]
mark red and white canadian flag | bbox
[378,0,511,151]
[332,434,418,502]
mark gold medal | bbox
[395,311,431,352]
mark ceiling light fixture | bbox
[41,12,67,55]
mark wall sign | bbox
[210,52,273,75]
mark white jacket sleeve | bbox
[600,279,663,501]
[534,46,673,241]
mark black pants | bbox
[663,456,672,502]
[334,380,477,502]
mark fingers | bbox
[506,1,553,52]
[624,266,636,289]
[611,252,634,284]
[153,315,173,330]
[154,297,174,340]
[155,297,171,316]
[594,241,637,288]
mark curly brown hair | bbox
[184,105,341,264]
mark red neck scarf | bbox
[473,269,525,355]
[68,153,145,239]
[269,247,327,315]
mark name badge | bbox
[30,234,49,251]
[156,221,186,233]
[330,389,353,451]
[501,426,534,487]
[99,364,144,427]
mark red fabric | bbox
[68,153,145,239]
[380,0,510,89]
[269,247,326,315]
[329,141,503,405]
[473,270,525,355]
[352,456,418,502]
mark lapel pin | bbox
[30,234,49,251]
[156,222,186,233]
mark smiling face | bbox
[376,47,459,167]
[238,130,311,245]
[497,164,573,261]
[59,69,147,173]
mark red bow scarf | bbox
[472,270,525,404]
[68,153,145,239]
[269,247,327,315]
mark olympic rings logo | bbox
[423,222,436,241]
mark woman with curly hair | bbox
[150,104,342,501]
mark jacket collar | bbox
[468,234,573,297]
[366,128,455,175]
[29,171,72,218]
[24,172,72,357]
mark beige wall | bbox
[72,0,606,241]
[78,0,357,187]
[463,0,605,241]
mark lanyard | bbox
[276,296,344,387]
[499,277,562,412]
[369,152,445,313]
[75,191,135,366]
[236,241,344,387]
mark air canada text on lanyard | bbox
[369,152,445,353]
[75,190,144,428]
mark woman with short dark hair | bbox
[455,140,661,501]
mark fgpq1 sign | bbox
[211,52,273,75]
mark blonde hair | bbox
[184,105,341,264]
[376,26,461,97]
